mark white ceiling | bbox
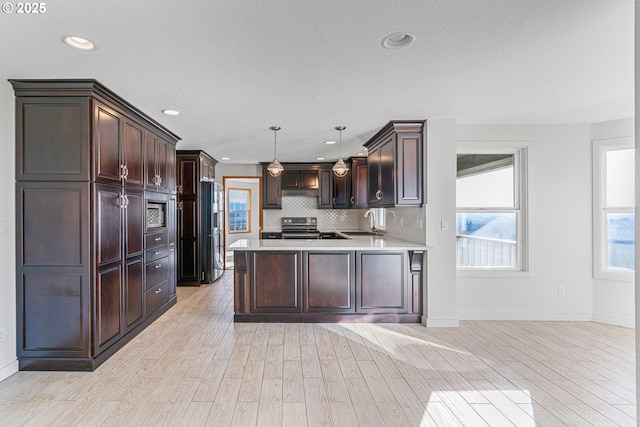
[1,0,634,164]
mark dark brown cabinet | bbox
[365,121,424,207]
[303,251,355,313]
[262,166,282,209]
[11,79,180,371]
[317,167,333,208]
[176,150,222,285]
[282,169,319,191]
[234,249,423,322]
[349,157,368,208]
[332,172,350,209]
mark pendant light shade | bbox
[332,126,349,177]
[267,126,284,177]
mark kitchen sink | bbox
[340,231,376,236]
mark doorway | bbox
[222,176,262,269]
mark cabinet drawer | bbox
[145,246,168,263]
[145,231,168,248]
[146,280,169,314]
[146,256,169,290]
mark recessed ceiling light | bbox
[62,35,96,51]
[357,152,364,156]
[221,157,230,160]
[381,32,415,49]
[316,157,325,160]
[162,109,180,116]
[324,140,336,145]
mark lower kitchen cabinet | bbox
[234,249,423,322]
[356,251,406,313]
[303,251,355,313]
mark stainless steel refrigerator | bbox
[201,181,224,283]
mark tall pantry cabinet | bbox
[11,79,180,371]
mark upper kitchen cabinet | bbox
[348,157,368,209]
[282,169,319,192]
[261,163,282,209]
[11,79,180,371]
[146,132,175,193]
[365,120,424,207]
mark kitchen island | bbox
[231,234,429,323]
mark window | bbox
[456,147,527,272]
[593,138,635,280]
[228,188,251,233]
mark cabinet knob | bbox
[154,251,161,255]
[155,288,162,294]
[154,264,162,269]
[154,237,162,242]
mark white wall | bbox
[0,80,18,381]
[424,119,458,327]
[456,124,594,321]
[591,118,635,328]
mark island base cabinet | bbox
[251,251,301,313]
[304,251,355,313]
[234,249,423,322]
[356,252,406,314]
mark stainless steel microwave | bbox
[147,203,165,228]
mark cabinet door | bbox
[122,120,145,188]
[178,158,198,196]
[356,251,407,313]
[166,144,176,192]
[317,168,333,209]
[300,170,319,189]
[262,168,282,209]
[332,172,350,209]
[396,132,423,206]
[282,170,300,189]
[96,184,123,267]
[378,136,396,206]
[157,138,169,191]
[124,257,144,331]
[95,263,123,353]
[250,251,300,312]
[351,158,368,208]
[125,189,145,258]
[94,102,122,184]
[145,132,158,189]
[367,146,381,206]
[178,197,199,282]
[303,251,354,313]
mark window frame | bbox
[456,143,529,277]
[227,187,252,234]
[593,137,635,282]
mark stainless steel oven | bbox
[281,217,320,239]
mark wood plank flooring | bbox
[0,272,636,426]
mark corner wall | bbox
[456,124,594,321]
[0,80,18,381]
[591,118,635,328]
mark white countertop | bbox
[230,232,431,251]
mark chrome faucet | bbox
[364,209,377,234]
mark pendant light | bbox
[267,126,284,177]
[332,125,349,177]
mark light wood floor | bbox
[0,272,636,426]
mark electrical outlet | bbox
[0,326,5,343]
[558,286,566,296]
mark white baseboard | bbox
[422,316,460,327]
[591,313,635,329]
[457,311,592,321]
[0,359,18,383]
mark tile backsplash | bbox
[263,196,363,231]
[262,196,426,244]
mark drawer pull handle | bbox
[154,237,162,241]
[154,264,162,269]
[155,288,161,294]
[375,190,382,200]
[154,251,161,255]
